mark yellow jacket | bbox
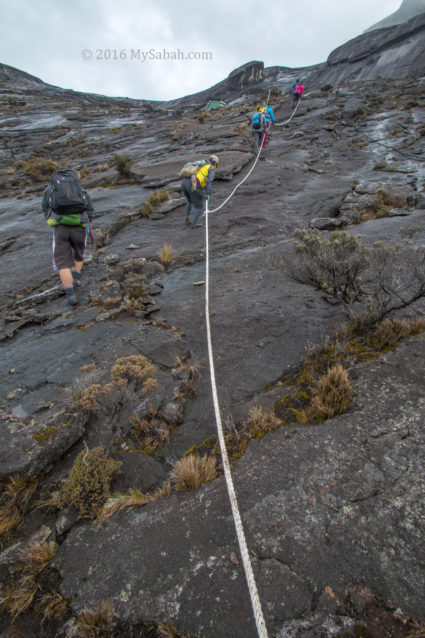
[196,164,212,188]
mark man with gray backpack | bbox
[42,169,94,306]
[251,107,267,153]
[180,155,218,227]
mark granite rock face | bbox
[55,334,425,637]
[364,0,425,33]
[0,32,425,638]
[311,12,425,85]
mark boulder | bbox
[0,413,85,480]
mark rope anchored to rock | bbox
[200,92,302,637]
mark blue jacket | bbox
[265,106,275,125]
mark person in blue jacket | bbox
[291,78,300,96]
[263,105,275,147]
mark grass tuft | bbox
[96,481,171,525]
[1,541,57,618]
[408,622,425,638]
[76,598,115,637]
[172,454,217,490]
[244,405,282,437]
[156,620,192,637]
[0,475,38,544]
[369,317,425,350]
[159,243,178,269]
[39,590,69,622]
[21,540,57,576]
[293,364,353,423]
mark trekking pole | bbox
[86,220,98,263]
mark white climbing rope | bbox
[205,97,300,216]
[204,199,269,638]
[206,131,266,215]
[200,96,301,637]
[275,96,301,126]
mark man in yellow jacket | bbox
[181,155,218,227]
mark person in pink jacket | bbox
[292,83,304,109]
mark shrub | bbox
[111,355,156,392]
[130,412,171,454]
[121,273,146,299]
[112,154,134,178]
[281,229,368,304]
[14,158,59,182]
[59,447,121,518]
[172,454,217,490]
[278,230,425,326]
[71,383,111,414]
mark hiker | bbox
[41,169,94,306]
[263,104,275,148]
[251,107,267,153]
[292,82,304,109]
[291,78,300,97]
[181,155,218,227]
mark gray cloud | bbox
[0,0,401,100]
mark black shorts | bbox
[52,224,86,270]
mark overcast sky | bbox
[0,0,401,101]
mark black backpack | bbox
[49,170,87,214]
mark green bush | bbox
[112,154,135,178]
[60,447,121,518]
[278,229,425,326]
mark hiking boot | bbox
[71,269,81,287]
[64,286,78,306]
[185,215,190,223]
[191,222,202,228]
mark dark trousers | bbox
[181,178,204,222]
[252,130,264,153]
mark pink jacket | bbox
[295,84,304,96]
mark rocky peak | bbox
[364,0,425,32]
[310,11,425,85]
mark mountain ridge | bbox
[0,9,424,638]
